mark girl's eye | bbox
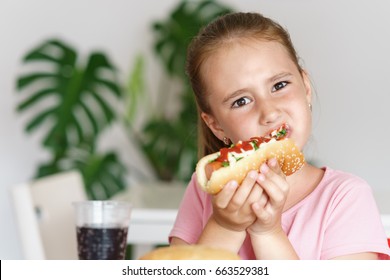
[272,81,289,92]
[231,97,251,108]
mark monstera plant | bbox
[135,0,233,182]
[16,39,126,199]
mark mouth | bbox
[265,123,291,139]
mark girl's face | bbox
[200,40,312,150]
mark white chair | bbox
[10,171,87,259]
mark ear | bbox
[200,112,225,141]
[301,70,312,104]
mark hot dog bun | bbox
[139,245,241,260]
[196,138,304,194]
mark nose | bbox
[258,100,281,125]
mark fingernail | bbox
[258,174,265,182]
[260,163,269,173]
[249,170,258,179]
[229,180,238,189]
[269,158,277,167]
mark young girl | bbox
[169,12,390,260]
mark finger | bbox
[245,183,263,206]
[268,158,283,175]
[267,158,288,191]
[258,190,269,208]
[257,163,288,206]
[252,201,271,223]
[258,177,285,206]
[240,183,263,215]
[212,180,238,209]
[230,170,258,208]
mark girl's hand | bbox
[211,170,263,232]
[248,158,289,235]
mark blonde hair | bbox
[186,12,302,157]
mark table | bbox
[112,181,186,259]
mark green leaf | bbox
[78,100,99,137]
[16,37,127,199]
[152,0,233,80]
[25,107,57,133]
[17,38,122,149]
[140,0,234,181]
[23,39,76,64]
[17,73,59,89]
[88,89,115,123]
[79,151,127,199]
[17,88,58,111]
[24,52,62,64]
[69,113,85,144]
[125,54,146,122]
[94,78,122,97]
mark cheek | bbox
[294,106,312,149]
[217,115,251,141]
[227,121,259,142]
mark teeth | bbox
[265,123,289,138]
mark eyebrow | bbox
[222,89,246,105]
[221,72,294,105]
[269,72,293,83]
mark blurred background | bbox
[1,0,389,259]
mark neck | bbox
[284,163,324,212]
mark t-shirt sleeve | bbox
[169,173,209,244]
[321,177,390,259]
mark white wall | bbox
[1,0,389,259]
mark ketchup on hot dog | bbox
[205,124,288,180]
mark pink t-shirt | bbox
[169,167,390,259]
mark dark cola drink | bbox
[76,225,128,260]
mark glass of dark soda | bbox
[73,201,132,260]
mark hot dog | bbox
[196,124,305,194]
